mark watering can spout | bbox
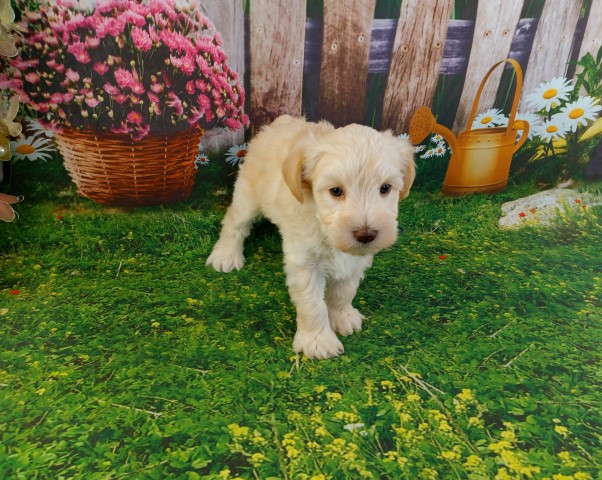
[409,106,460,158]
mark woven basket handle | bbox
[466,58,523,134]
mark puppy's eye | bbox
[380,183,392,195]
[329,187,344,198]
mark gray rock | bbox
[499,188,601,229]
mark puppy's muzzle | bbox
[353,228,378,244]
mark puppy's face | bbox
[284,124,415,255]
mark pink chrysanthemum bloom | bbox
[131,26,152,52]
[94,62,110,76]
[113,68,136,89]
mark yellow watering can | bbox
[409,59,529,195]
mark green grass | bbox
[0,156,601,479]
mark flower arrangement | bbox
[0,0,249,141]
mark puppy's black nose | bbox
[354,228,378,244]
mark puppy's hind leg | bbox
[206,177,259,273]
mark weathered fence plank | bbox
[201,0,245,150]
[452,0,525,133]
[577,0,602,69]
[318,0,376,126]
[249,0,307,131]
[520,0,584,107]
[380,0,453,134]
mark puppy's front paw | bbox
[329,306,364,336]
[293,327,344,359]
[206,243,244,273]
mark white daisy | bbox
[397,133,410,142]
[421,148,435,159]
[555,96,601,132]
[513,112,541,140]
[525,77,573,112]
[10,134,55,162]
[195,152,210,168]
[225,143,248,166]
[432,143,447,157]
[532,117,569,143]
[472,109,507,129]
[431,134,444,144]
[414,144,426,154]
[26,117,54,139]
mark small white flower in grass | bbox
[10,135,55,162]
[526,77,573,112]
[556,96,601,132]
[344,423,366,434]
[414,144,426,153]
[225,143,248,166]
[472,108,507,129]
[532,117,569,143]
[26,117,54,139]
[195,152,210,168]
[432,134,444,143]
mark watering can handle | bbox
[466,58,523,135]
[512,120,530,153]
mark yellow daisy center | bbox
[480,116,492,124]
[16,144,36,155]
[568,107,584,119]
[546,125,558,133]
[543,88,558,99]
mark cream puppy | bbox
[207,115,415,359]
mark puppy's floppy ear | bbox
[395,136,416,200]
[282,131,319,204]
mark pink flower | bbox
[94,62,109,76]
[187,107,204,125]
[103,83,119,95]
[50,93,64,104]
[167,92,183,116]
[111,122,132,135]
[65,69,80,83]
[25,72,40,84]
[123,10,146,27]
[113,94,129,105]
[127,111,143,124]
[150,82,164,94]
[67,42,91,64]
[225,118,242,130]
[85,37,101,49]
[114,68,136,89]
[147,92,160,103]
[186,81,195,95]
[85,97,100,108]
[179,56,196,75]
[131,26,152,51]
[131,123,150,141]
[131,82,145,95]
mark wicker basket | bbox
[55,127,204,206]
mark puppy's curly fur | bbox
[207,115,415,359]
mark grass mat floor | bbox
[0,159,600,479]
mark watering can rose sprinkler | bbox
[409,59,529,195]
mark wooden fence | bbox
[236,0,602,137]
